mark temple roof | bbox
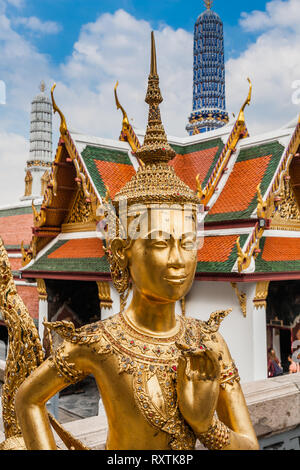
[23,233,109,277]
[0,201,41,250]
[19,108,300,282]
[205,139,285,223]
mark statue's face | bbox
[126,208,199,303]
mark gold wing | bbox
[0,237,89,450]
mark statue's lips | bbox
[163,275,187,285]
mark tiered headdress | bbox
[113,32,201,209]
[100,33,201,308]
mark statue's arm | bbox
[15,341,93,450]
[201,332,259,450]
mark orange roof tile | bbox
[170,146,220,191]
[262,237,300,262]
[0,213,33,246]
[197,235,238,262]
[94,160,136,199]
[209,155,272,215]
[16,285,39,320]
[8,257,23,271]
[48,238,105,259]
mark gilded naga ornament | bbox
[7,33,259,451]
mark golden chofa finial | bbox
[237,78,252,125]
[204,0,213,9]
[135,31,176,165]
[51,83,68,136]
[114,81,130,128]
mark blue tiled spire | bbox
[186,1,229,135]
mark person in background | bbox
[268,348,283,377]
[288,355,300,374]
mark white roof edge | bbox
[70,131,131,153]
[238,126,294,150]
[21,231,103,271]
[72,124,234,150]
[203,227,252,237]
[0,198,43,212]
[264,230,300,238]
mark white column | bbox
[37,279,48,342]
[252,296,268,381]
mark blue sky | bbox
[7,0,268,63]
[1,0,300,205]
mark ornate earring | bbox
[107,238,131,313]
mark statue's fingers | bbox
[176,355,188,382]
[203,350,221,380]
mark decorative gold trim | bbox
[24,170,32,197]
[114,81,141,155]
[51,83,68,136]
[230,283,247,317]
[97,281,113,310]
[37,279,47,301]
[236,78,252,127]
[253,281,270,309]
[270,175,300,229]
[199,78,251,206]
[61,221,97,233]
[21,241,33,267]
[41,170,50,196]
[236,183,273,273]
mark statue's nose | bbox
[167,241,185,269]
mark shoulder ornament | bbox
[203,309,232,333]
[44,320,103,346]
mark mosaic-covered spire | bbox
[20,81,53,200]
[186,2,229,135]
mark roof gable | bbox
[206,140,285,223]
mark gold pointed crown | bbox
[113,32,201,208]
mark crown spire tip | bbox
[150,31,157,76]
[204,0,213,9]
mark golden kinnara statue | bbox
[1,33,259,451]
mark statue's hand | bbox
[176,342,220,435]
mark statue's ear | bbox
[110,238,128,269]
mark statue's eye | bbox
[181,239,196,250]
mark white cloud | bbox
[58,9,193,138]
[227,0,300,135]
[1,2,300,205]
[240,0,300,32]
[0,131,28,205]
[13,16,62,34]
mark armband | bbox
[219,361,240,388]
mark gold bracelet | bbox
[219,361,240,389]
[198,416,231,450]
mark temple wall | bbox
[185,280,268,383]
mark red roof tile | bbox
[94,160,136,199]
[16,285,39,320]
[262,237,300,262]
[9,257,22,271]
[48,238,105,259]
[209,155,272,215]
[0,213,33,246]
[197,235,238,262]
[170,146,220,191]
